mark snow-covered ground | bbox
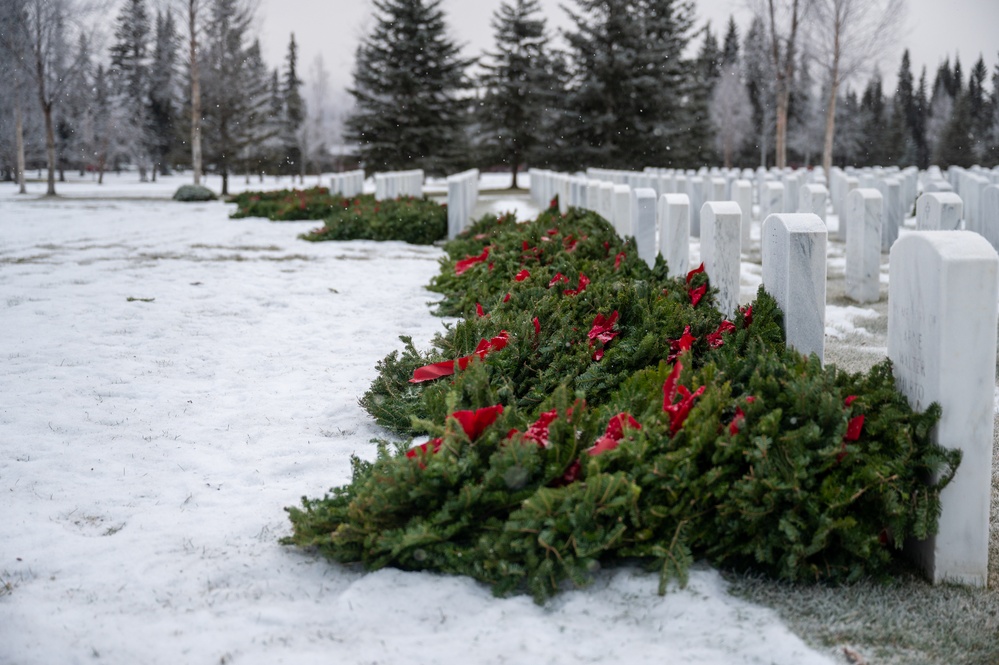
[0,176,843,664]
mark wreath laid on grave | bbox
[229,187,447,245]
[284,199,959,603]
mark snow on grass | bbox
[825,305,880,339]
[0,189,836,664]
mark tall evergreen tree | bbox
[742,15,775,167]
[968,56,989,162]
[147,10,178,178]
[913,66,930,168]
[989,56,999,161]
[346,0,471,175]
[858,73,889,166]
[894,50,918,166]
[928,60,956,164]
[833,86,863,165]
[281,33,305,177]
[721,16,739,66]
[200,0,271,194]
[109,0,152,180]
[478,0,563,188]
[560,0,697,169]
[710,18,751,168]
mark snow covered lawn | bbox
[0,188,836,664]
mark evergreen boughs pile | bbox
[229,188,447,245]
[285,201,959,602]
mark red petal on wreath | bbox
[689,284,707,307]
[614,252,626,270]
[729,407,746,435]
[455,247,491,276]
[515,269,530,282]
[662,361,683,407]
[686,263,705,284]
[476,303,485,317]
[533,317,541,337]
[739,304,753,327]
[410,360,457,383]
[845,414,865,442]
[845,395,858,407]
[503,292,511,303]
[548,272,568,288]
[452,404,504,442]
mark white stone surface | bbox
[613,184,632,237]
[915,192,963,231]
[599,182,616,222]
[761,213,828,362]
[446,169,479,239]
[878,178,902,252]
[632,188,658,268]
[687,176,705,238]
[658,194,690,279]
[887,231,998,587]
[845,189,883,304]
[586,180,601,212]
[798,183,828,223]
[761,181,785,223]
[981,185,999,252]
[733,179,753,250]
[839,177,859,241]
[700,201,742,317]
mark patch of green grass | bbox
[726,570,999,665]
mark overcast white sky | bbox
[253,0,998,102]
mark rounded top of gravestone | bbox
[890,231,999,263]
[762,213,827,234]
[918,191,963,205]
[632,187,657,201]
[613,184,630,193]
[661,193,690,204]
[703,200,742,216]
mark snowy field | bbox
[0,175,841,664]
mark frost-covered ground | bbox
[0,174,838,665]
[1,172,995,664]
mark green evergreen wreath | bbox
[284,200,958,602]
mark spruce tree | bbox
[560,0,696,169]
[894,50,917,166]
[927,61,955,163]
[914,67,930,169]
[833,87,863,166]
[968,56,989,163]
[346,0,471,175]
[109,0,152,180]
[710,17,751,168]
[281,33,305,177]
[721,16,739,66]
[742,15,775,167]
[478,0,563,188]
[200,0,271,194]
[858,73,889,166]
[147,10,178,178]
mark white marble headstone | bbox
[687,176,705,238]
[798,183,828,223]
[658,194,690,279]
[700,201,742,317]
[845,189,883,304]
[761,213,828,362]
[733,179,753,250]
[888,231,998,587]
[761,181,785,222]
[613,185,632,237]
[632,188,658,268]
[981,185,999,252]
[915,192,963,231]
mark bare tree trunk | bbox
[822,78,839,178]
[42,102,57,196]
[15,96,26,194]
[768,0,800,169]
[189,0,203,186]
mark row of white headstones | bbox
[330,167,482,242]
[527,164,999,588]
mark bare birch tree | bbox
[760,0,802,169]
[808,0,905,177]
